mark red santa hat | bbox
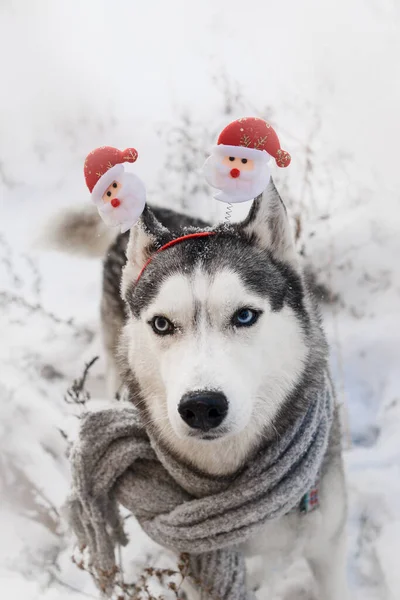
[84,146,138,203]
[214,117,291,167]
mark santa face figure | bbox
[203,117,291,204]
[84,146,146,234]
[204,148,271,204]
[96,172,146,233]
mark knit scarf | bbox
[66,376,334,599]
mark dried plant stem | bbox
[64,356,99,411]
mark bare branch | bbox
[64,356,99,409]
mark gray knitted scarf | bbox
[66,377,334,599]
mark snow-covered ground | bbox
[1,1,400,598]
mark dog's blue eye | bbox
[232,308,260,328]
[151,316,175,335]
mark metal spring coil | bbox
[225,203,233,223]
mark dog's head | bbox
[120,181,324,472]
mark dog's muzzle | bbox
[178,390,228,432]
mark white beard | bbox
[96,172,146,233]
[203,154,271,204]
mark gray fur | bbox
[39,204,117,257]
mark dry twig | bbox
[64,356,99,410]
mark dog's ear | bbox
[239,179,297,268]
[121,206,172,295]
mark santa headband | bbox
[83,117,290,277]
[214,117,291,168]
[136,232,216,282]
[84,146,139,205]
[203,116,291,205]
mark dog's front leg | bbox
[246,555,277,597]
[306,525,349,600]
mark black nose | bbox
[178,391,228,431]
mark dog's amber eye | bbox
[228,156,235,162]
[112,182,118,188]
[150,316,175,335]
[106,191,112,197]
[232,308,261,328]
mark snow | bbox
[1,0,399,598]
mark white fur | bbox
[125,268,307,475]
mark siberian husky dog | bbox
[51,181,348,599]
